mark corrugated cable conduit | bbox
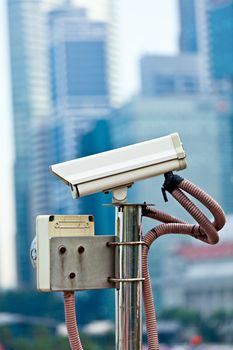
[64,178,225,350]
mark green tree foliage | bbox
[159,307,233,344]
[0,291,64,321]
[160,307,201,325]
[0,326,114,350]
[0,289,115,325]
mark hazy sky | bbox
[0,0,178,288]
[117,0,179,99]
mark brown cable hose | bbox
[62,178,226,350]
[64,291,83,350]
[142,244,159,350]
[142,179,226,350]
[172,188,219,244]
[144,206,186,224]
[179,180,225,231]
[142,224,195,350]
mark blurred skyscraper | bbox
[48,5,110,158]
[30,3,115,232]
[7,0,51,287]
[31,3,114,219]
[193,0,233,92]
[49,6,109,110]
[46,4,111,212]
[140,1,203,97]
[30,119,69,222]
[140,54,200,96]
[178,0,198,53]
[79,120,114,235]
[207,0,233,91]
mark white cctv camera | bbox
[51,133,187,198]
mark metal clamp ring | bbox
[108,277,145,283]
[107,241,149,248]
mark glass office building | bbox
[79,120,114,235]
[140,54,200,96]
[8,0,51,287]
[49,6,109,114]
[179,0,198,53]
[195,0,233,92]
[207,0,233,81]
[46,3,112,218]
[46,3,112,215]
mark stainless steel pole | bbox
[115,204,143,350]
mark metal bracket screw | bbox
[78,246,85,254]
[69,272,76,279]
[59,246,67,255]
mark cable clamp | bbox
[161,171,184,202]
[161,186,168,202]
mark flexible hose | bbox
[142,178,226,350]
[179,180,225,231]
[144,206,185,224]
[63,178,225,350]
[64,291,83,350]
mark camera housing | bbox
[51,133,186,198]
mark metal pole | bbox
[115,204,143,350]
